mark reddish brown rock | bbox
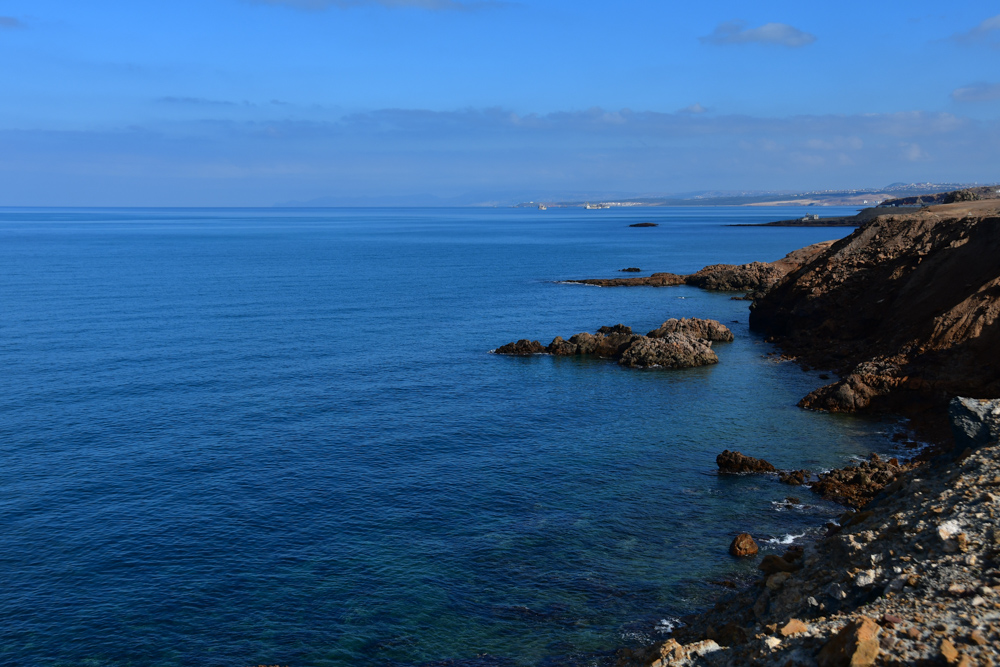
[716,450,777,474]
[809,452,919,508]
[729,533,758,557]
[816,616,880,667]
[781,619,809,637]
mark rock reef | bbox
[569,241,835,293]
[494,319,733,369]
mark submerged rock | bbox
[716,450,777,474]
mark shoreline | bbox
[533,192,1000,665]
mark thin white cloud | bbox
[700,20,816,48]
[951,82,1000,103]
[951,14,1000,46]
[247,0,509,10]
[678,103,708,114]
[0,16,24,28]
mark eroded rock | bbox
[716,450,777,474]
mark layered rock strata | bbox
[493,320,732,369]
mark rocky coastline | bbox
[497,192,1000,665]
[607,195,1000,666]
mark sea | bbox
[0,206,902,666]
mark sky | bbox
[0,0,999,205]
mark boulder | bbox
[648,318,734,343]
[494,339,545,355]
[816,616,880,667]
[729,533,759,557]
[618,334,718,369]
[716,450,777,474]
[949,396,1000,450]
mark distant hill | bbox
[515,182,1000,208]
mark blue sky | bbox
[1,0,998,205]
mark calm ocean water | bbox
[1,206,899,666]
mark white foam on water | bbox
[765,532,806,545]
[656,617,683,634]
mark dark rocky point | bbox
[716,450,777,474]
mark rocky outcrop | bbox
[750,200,1000,416]
[808,453,916,509]
[620,267,642,272]
[568,241,834,292]
[493,339,545,355]
[716,450,777,474]
[570,273,686,287]
[648,318,735,343]
[685,262,785,292]
[496,320,732,369]
[619,334,718,369]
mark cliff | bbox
[749,200,1000,417]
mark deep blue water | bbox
[0,206,901,666]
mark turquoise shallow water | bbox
[0,206,901,666]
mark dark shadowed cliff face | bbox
[749,200,1000,414]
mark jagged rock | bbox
[685,261,785,292]
[494,339,545,355]
[729,533,759,557]
[618,334,717,369]
[816,617,880,667]
[716,450,777,474]
[750,199,1000,415]
[809,452,917,508]
[620,267,642,272]
[501,323,721,370]
[949,396,1000,450]
[779,469,810,485]
[647,318,734,343]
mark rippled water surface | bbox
[0,206,898,666]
